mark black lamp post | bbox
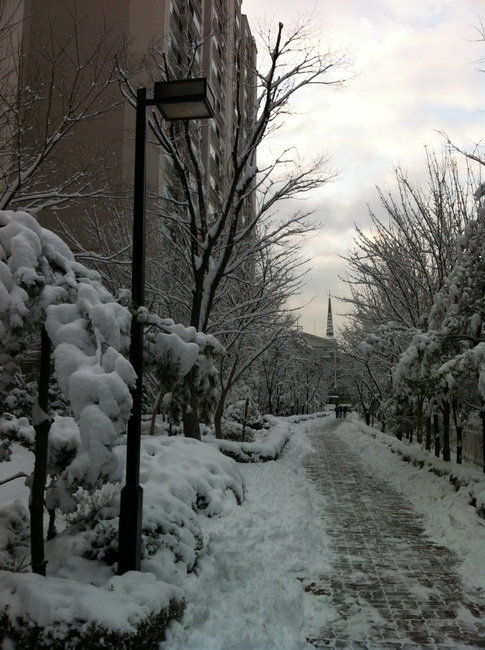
[118,79,215,575]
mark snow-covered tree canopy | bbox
[0,209,136,509]
[395,205,485,407]
[340,151,478,430]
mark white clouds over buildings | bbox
[242,0,485,334]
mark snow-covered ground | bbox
[2,412,484,647]
[162,412,485,648]
[162,415,335,650]
[337,415,485,592]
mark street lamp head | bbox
[153,78,216,120]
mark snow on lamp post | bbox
[118,79,215,575]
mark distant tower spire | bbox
[326,295,334,338]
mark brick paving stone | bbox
[302,420,485,649]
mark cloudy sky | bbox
[241,0,485,335]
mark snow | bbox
[162,419,332,650]
[0,424,246,643]
[337,414,485,591]
[235,164,258,193]
[2,411,485,646]
[0,570,181,635]
[148,331,200,378]
[161,413,485,648]
[210,418,290,461]
[0,442,32,502]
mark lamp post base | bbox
[117,484,143,574]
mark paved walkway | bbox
[302,419,485,649]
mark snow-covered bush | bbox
[0,502,30,572]
[219,419,256,442]
[211,419,290,463]
[143,310,223,431]
[0,570,184,650]
[0,372,68,421]
[75,436,244,579]
[0,413,34,461]
[0,373,35,419]
[1,426,246,646]
[224,391,262,430]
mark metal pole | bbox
[118,88,147,574]
[30,326,52,575]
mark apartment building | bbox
[1,0,257,258]
[157,0,257,225]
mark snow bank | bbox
[0,570,181,641]
[341,414,484,497]
[287,411,331,423]
[210,418,290,462]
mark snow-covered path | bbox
[161,418,334,650]
[161,414,485,649]
[304,418,485,648]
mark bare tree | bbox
[212,241,307,437]
[342,151,473,333]
[436,21,485,172]
[119,20,345,437]
[258,328,329,416]
[0,7,124,214]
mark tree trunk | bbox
[30,327,52,576]
[425,415,431,451]
[416,397,423,444]
[214,388,228,439]
[433,411,440,458]
[149,390,164,436]
[182,366,201,440]
[451,399,462,465]
[267,388,273,415]
[396,419,403,440]
[456,424,463,465]
[481,399,485,474]
[47,507,56,541]
[241,398,249,440]
[442,399,451,461]
[183,385,201,440]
